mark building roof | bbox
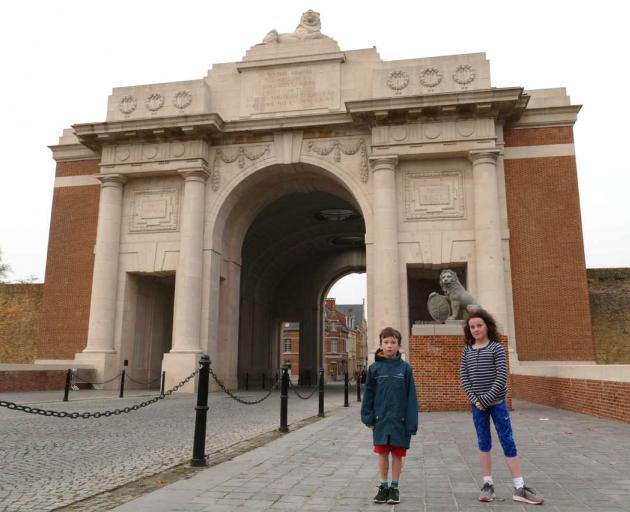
[335,304,364,328]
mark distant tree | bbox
[0,248,11,283]
[15,275,39,284]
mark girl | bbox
[460,309,543,505]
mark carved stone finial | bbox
[261,10,330,44]
[427,269,481,322]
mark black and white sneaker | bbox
[479,482,495,502]
[373,486,389,504]
[387,486,400,504]
[513,486,544,505]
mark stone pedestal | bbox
[161,352,203,393]
[74,352,121,390]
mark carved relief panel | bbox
[130,188,180,233]
[404,170,465,221]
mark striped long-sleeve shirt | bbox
[460,341,507,408]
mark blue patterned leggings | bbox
[471,400,518,457]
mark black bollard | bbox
[305,369,310,386]
[160,371,166,396]
[318,368,325,417]
[245,372,249,391]
[344,372,349,407]
[63,368,72,402]
[262,372,266,390]
[119,369,126,398]
[356,372,362,402]
[191,355,210,467]
[279,365,289,432]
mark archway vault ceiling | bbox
[241,191,365,298]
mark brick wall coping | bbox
[512,361,630,383]
[411,324,465,336]
[0,363,94,371]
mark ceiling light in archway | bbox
[330,236,365,247]
[316,208,357,222]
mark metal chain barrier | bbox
[72,372,122,386]
[287,379,319,400]
[125,374,163,386]
[208,365,280,405]
[0,368,199,419]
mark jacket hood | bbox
[375,348,401,361]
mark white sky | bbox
[1,1,628,303]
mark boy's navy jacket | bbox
[360,348,419,449]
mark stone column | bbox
[163,168,208,391]
[83,173,126,353]
[370,156,401,344]
[469,150,508,330]
[171,169,209,352]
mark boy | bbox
[361,327,419,504]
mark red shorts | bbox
[373,444,407,457]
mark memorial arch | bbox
[39,11,595,400]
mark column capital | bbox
[468,149,502,164]
[96,173,127,187]
[369,155,398,172]
[179,168,209,182]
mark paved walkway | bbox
[113,400,630,512]
[0,382,343,511]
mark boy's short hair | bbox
[379,326,401,344]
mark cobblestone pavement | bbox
[114,400,630,512]
[0,381,346,511]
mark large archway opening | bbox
[210,162,367,388]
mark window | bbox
[331,339,337,352]
[283,339,292,352]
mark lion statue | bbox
[262,10,330,44]
[428,269,481,321]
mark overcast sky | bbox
[0,1,627,303]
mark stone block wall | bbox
[512,375,630,423]
[587,268,630,363]
[504,126,594,361]
[408,334,512,411]
[38,159,99,360]
[0,284,43,363]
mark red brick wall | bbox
[0,284,43,363]
[504,126,573,146]
[504,126,594,361]
[38,159,100,360]
[0,370,67,392]
[512,374,630,424]
[408,334,512,411]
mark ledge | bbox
[511,361,630,383]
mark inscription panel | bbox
[241,62,340,116]
[130,189,179,233]
[405,170,465,221]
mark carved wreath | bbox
[211,145,270,191]
[386,71,410,93]
[452,65,475,88]
[173,91,192,110]
[146,93,165,112]
[419,67,442,89]
[308,139,369,183]
[119,95,137,115]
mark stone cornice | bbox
[223,112,355,133]
[345,87,529,123]
[73,113,225,151]
[48,143,98,162]
[236,51,346,71]
[507,105,581,128]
